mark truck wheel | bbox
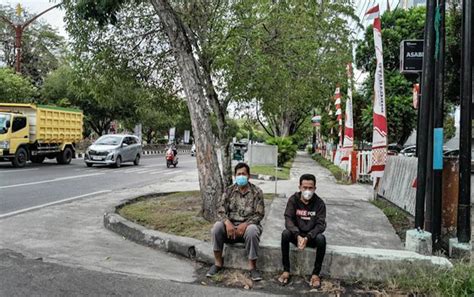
[133,154,140,166]
[12,147,28,168]
[30,156,45,164]
[57,147,73,165]
[114,156,122,168]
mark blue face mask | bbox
[235,175,248,187]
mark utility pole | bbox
[415,0,437,230]
[0,3,60,73]
[457,0,472,243]
[432,0,446,250]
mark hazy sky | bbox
[0,0,399,39]
[0,0,66,36]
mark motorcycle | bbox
[166,149,178,168]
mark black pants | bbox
[281,229,326,276]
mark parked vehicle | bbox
[166,148,178,168]
[84,134,142,168]
[400,145,416,157]
[191,144,196,156]
[0,103,83,168]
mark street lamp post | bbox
[0,3,60,73]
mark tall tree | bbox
[0,67,37,102]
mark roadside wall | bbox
[377,156,418,215]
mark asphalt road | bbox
[0,153,198,216]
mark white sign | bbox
[184,130,190,144]
[169,127,176,143]
[134,124,142,142]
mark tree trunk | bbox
[150,0,224,221]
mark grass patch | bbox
[119,191,275,242]
[388,261,474,296]
[119,191,213,241]
[251,159,293,180]
[371,198,413,242]
[311,154,351,184]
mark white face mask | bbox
[302,190,314,200]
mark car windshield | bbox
[0,113,11,134]
[94,135,123,145]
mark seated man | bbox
[278,174,326,288]
[206,163,265,281]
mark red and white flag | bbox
[366,4,388,182]
[334,86,343,147]
[341,63,354,167]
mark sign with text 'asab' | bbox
[400,40,424,74]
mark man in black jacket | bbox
[278,173,326,288]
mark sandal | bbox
[277,271,290,286]
[309,274,321,289]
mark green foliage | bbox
[355,6,463,145]
[265,136,297,167]
[312,154,349,183]
[389,262,474,296]
[0,68,37,102]
[444,114,456,141]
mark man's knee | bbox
[211,221,225,236]
[281,229,292,241]
[314,234,326,247]
[244,224,260,239]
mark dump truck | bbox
[0,103,83,168]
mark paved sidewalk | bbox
[253,151,403,249]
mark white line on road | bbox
[160,170,183,176]
[0,190,112,219]
[0,168,40,173]
[0,173,105,189]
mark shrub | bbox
[265,136,297,166]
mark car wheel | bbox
[114,156,122,168]
[86,163,93,167]
[133,154,140,166]
[12,147,28,168]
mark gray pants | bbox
[211,221,261,260]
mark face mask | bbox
[235,175,248,187]
[302,190,314,200]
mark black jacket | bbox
[284,192,326,239]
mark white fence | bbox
[356,150,372,183]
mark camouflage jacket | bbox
[217,182,265,226]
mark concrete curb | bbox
[104,194,453,282]
[249,174,285,181]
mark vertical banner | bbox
[366,5,388,183]
[333,86,343,165]
[340,63,355,172]
[133,124,142,142]
[184,130,190,144]
[169,127,176,143]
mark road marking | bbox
[137,169,162,174]
[0,190,112,219]
[161,170,183,176]
[0,168,40,173]
[0,173,105,189]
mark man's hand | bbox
[297,235,308,250]
[224,220,236,240]
[235,223,248,238]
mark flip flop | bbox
[309,275,321,289]
[277,272,290,286]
